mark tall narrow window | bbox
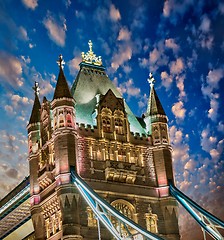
[145,205,158,233]
[115,118,123,134]
[102,116,111,132]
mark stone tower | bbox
[27,41,180,240]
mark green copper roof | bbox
[53,67,72,100]
[146,85,166,116]
[28,93,41,124]
[71,64,146,135]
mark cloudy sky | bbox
[0,0,223,239]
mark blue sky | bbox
[0,0,223,239]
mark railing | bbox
[169,181,224,240]
[70,168,164,240]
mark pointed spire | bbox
[53,55,72,100]
[146,73,166,116]
[29,82,41,124]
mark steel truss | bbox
[169,181,224,240]
[70,169,164,240]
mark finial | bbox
[147,72,155,88]
[88,40,93,52]
[81,40,102,66]
[32,81,40,96]
[57,54,65,69]
[148,204,152,214]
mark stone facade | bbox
[0,45,180,239]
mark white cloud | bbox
[206,69,224,89]
[117,27,131,41]
[115,78,140,100]
[199,14,211,33]
[169,125,189,162]
[0,51,23,87]
[161,71,173,90]
[22,0,38,10]
[43,13,67,47]
[138,58,149,69]
[64,0,71,8]
[201,126,217,153]
[163,0,171,17]
[29,43,36,48]
[4,105,14,114]
[165,38,179,54]
[68,55,82,76]
[18,26,29,41]
[208,95,219,122]
[149,41,169,72]
[172,101,186,120]
[111,44,132,71]
[200,34,214,49]
[170,58,184,75]
[176,75,186,99]
[110,4,121,22]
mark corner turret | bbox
[144,73,174,188]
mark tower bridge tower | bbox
[27,41,180,240]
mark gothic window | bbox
[66,112,73,127]
[161,125,168,144]
[111,199,137,237]
[145,205,158,233]
[87,206,97,227]
[114,110,124,135]
[153,126,160,144]
[115,118,123,134]
[118,148,126,162]
[130,150,138,164]
[102,116,111,132]
[101,108,112,133]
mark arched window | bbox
[145,205,158,233]
[101,108,112,133]
[114,110,124,135]
[115,118,123,134]
[102,116,111,132]
[86,206,97,227]
[111,199,137,237]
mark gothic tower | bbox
[26,41,180,240]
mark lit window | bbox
[111,199,137,237]
[145,205,158,233]
[115,118,123,134]
[102,116,111,132]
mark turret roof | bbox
[29,93,41,124]
[146,73,166,116]
[53,67,72,99]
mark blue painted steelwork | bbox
[169,181,224,240]
[70,169,164,240]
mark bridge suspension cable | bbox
[169,181,224,240]
[70,169,164,240]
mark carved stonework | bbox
[42,195,62,239]
[145,205,158,233]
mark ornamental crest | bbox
[81,40,102,66]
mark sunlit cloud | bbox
[165,38,180,54]
[161,71,173,90]
[68,55,82,76]
[43,13,67,47]
[111,43,132,71]
[110,4,121,22]
[0,51,23,87]
[172,101,186,120]
[117,27,131,41]
[170,58,184,75]
[22,0,38,10]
